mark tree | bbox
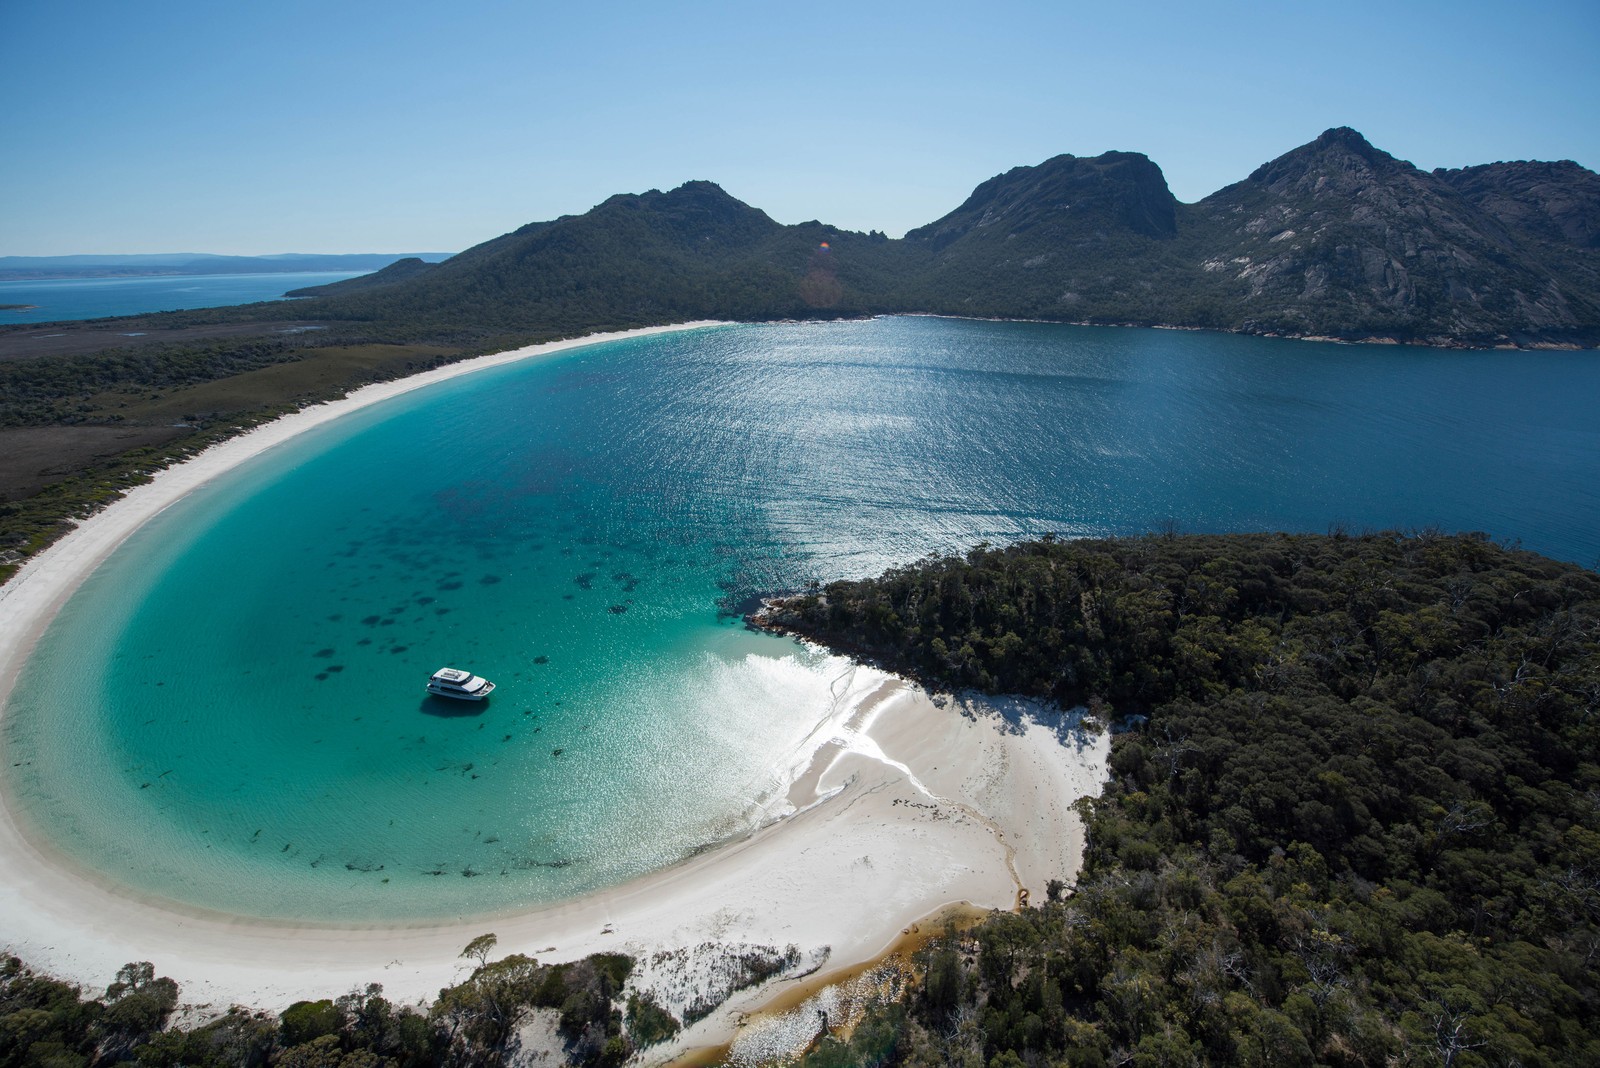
[98,961,179,1059]
[432,954,541,1063]
[280,1000,343,1047]
[460,933,498,970]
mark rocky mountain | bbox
[295,129,1599,347]
[1181,128,1600,344]
[907,151,1179,249]
[892,151,1199,321]
[1432,158,1600,328]
[1435,158,1600,249]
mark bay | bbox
[4,316,1597,921]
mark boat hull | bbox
[425,681,495,700]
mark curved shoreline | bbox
[0,321,1109,1036]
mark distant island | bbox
[0,252,454,281]
[0,304,39,311]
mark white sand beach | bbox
[0,322,1110,1048]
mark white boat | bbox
[426,667,496,701]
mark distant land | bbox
[0,252,455,281]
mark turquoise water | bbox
[5,317,1599,921]
[0,271,364,323]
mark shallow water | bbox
[5,317,1598,920]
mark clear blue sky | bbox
[3,0,1596,255]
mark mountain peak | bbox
[302,129,1599,348]
[669,179,733,198]
[1313,126,1377,153]
[905,149,1178,249]
[597,180,742,211]
[1245,126,1408,190]
[589,181,780,245]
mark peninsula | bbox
[753,532,1600,1067]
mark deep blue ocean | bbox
[0,271,364,323]
[5,317,1597,921]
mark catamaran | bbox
[426,667,496,701]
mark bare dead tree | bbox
[1431,1003,1484,1068]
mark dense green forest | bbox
[764,532,1600,1067]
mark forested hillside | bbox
[284,256,440,298]
[762,532,1600,1067]
[282,181,909,335]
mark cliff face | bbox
[893,151,1201,321]
[304,129,1600,347]
[1435,159,1600,249]
[905,151,1179,250]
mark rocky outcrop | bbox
[1183,128,1600,343]
[1435,159,1600,249]
[906,151,1179,250]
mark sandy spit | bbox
[0,321,1110,1048]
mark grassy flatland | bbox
[0,341,461,583]
[78,343,461,423]
[0,320,332,362]
[0,426,194,502]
